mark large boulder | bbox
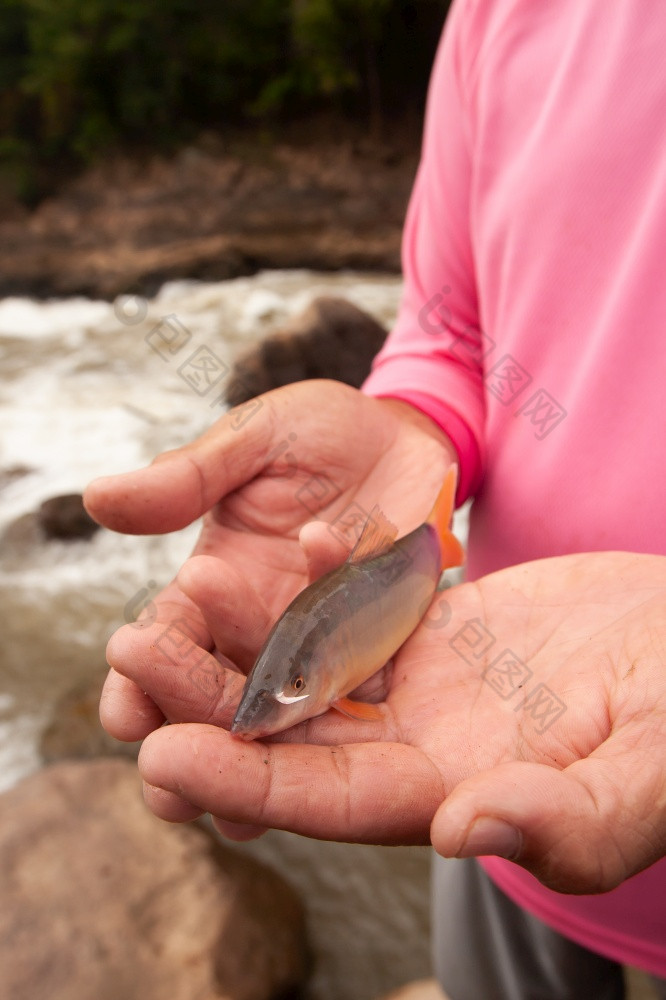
[40,674,141,763]
[0,759,309,1000]
[225,296,388,406]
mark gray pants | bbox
[432,857,666,1000]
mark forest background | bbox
[1,0,452,203]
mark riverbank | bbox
[0,118,421,300]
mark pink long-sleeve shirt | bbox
[363,0,666,978]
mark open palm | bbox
[137,551,666,895]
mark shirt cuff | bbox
[361,381,482,505]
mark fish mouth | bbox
[231,687,284,740]
[231,685,312,740]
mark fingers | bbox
[348,661,393,704]
[143,783,205,823]
[83,379,376,536]
[106,619,246,729]
[83,400,273,534]
[144,783,270,839]
[83,449,217,535]
[431,726,666,893]
[82,380,427,538]
[176,556,273,672]
[138,723,446,844]
[210,818,269,842]
[142,789,273,844]
[103,573,245,728]
[100,668,166,741]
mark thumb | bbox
[299,519,350,582]
[83,394,275,534]
[431,752,666,894]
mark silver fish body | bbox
[231,522,442,740]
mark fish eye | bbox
[292,674,306,692]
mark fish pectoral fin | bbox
[332,697,383,721]
[348,506,398,564]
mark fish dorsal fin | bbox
[347,506,398,564]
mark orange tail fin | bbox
[427,466,465,571]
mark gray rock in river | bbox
[38,493,101,541]
[0,464,34,491]
[40,673,142,763]
[0,758,310,1000]
[225,296,388,405]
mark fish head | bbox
[231,631,329,740]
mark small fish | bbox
[231,466,464,740]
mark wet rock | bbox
[38,493,101,540]
[226,296,388,405]
[0,758,310,1000]
[0,464,34,491]
[40,674,142,763]
[0,511,41,550]
[377,980,448,1000]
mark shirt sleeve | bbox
[362,0,485,504]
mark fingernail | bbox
[457,817,522,859]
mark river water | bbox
[0,269,464,1000]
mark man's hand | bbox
[135,551,666,895]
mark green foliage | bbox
[253,0,446,120]
[0,0,451,200]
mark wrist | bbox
[377,397,459,467]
